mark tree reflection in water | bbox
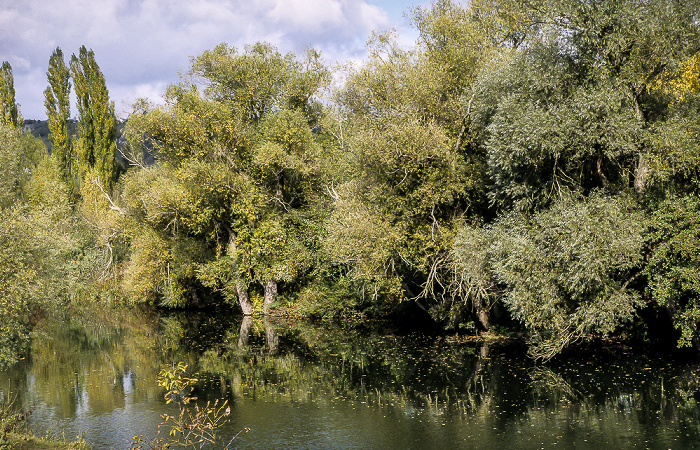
[0,310,699,448]
[237,317,279,355]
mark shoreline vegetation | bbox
[1,0,700,445]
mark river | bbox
[1,307,699,449]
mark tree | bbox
[645,196,700,349]
[0,61,22,129]
[0,124,26,208]
[452,193,645,360]
[477,45,642,212]
[438,0,700,350]
[326,10,495,321]
[561,0,700,196]
[0,123,46,208]
[0,123,92,365]
[44,47,74,191]
[123,43,331,314]
[70,46,118,189]
[477,0,700,205]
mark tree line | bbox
[1,0,699,361]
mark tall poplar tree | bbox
[44,47,74,189]
[0,61,22,129]
[70,46,117,189]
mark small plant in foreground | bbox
[0,395,34,448]
[132,362,248,449]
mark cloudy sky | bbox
[0,0,427,120]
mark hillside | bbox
[22,119,141,165]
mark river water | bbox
[1,308,699,449]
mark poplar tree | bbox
[0,61,22,129]
[44,47,74,188]
[70,46,117,189]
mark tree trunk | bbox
[264,319,279,354]
[474,300,491,331]
[236,282,253,316]
[631,90,648,195]
[635,153,648,195]
[228,229,253,315]
[597,151,609,188]
[238,316,253,349]
[262,280,277,315]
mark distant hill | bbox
[23,119,57,150]
[22,119,145,165]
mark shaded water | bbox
[1,308,700,449]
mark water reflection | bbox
[237,316,278,354]
[0,309,699,449]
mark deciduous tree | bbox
[452,194,645,360]
[70,46,118,189]
[44,47,74,191]
[123,43,331,314]
[0,61,22,129]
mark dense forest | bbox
[1,0,700,363]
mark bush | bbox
[452,193,645,360]
[645,195,700,348]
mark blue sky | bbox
[0,0,428,120]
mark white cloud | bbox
[269,0,344,33]
[111,82,167,119]
[0,0,417,119]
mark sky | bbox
[0,0,428,120]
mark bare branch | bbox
[92,178,124,214]
[455,92,476,153]
[118,146,146,169]
[325,182,340,200]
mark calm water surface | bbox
[1,309,699,449]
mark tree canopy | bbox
[2,0,700,362]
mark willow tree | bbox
[448,0,700,356]
[45,47,74,190]
[70,46,118,189]
[473,0,700,211]
[453,194,645,360]
[325,0,505,323]
[123,43,331,314]
[0,61,22,129]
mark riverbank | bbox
[3,433,90,449]
[1,407,90,450]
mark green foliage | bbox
[0,122,126,365]
[45,47,74,193]
[645,196,700,347]
[0,127,71,364]
[410,0,502,129]
[0,61,22,129]
[71,46,118,189]
[647,91,700,194]
[0,203,90,365]
[190,42,330,124]
[123,42,332,312]
[132,362,239,449]
[469,0,700,210]
[254,108,318,201]
[0,397,34,448]
[0,125,26,208]
[4,0,694,357]
[452,194,645,360]
[328,24,489,312]
[292,279,365,321]
[476,42,641,211]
